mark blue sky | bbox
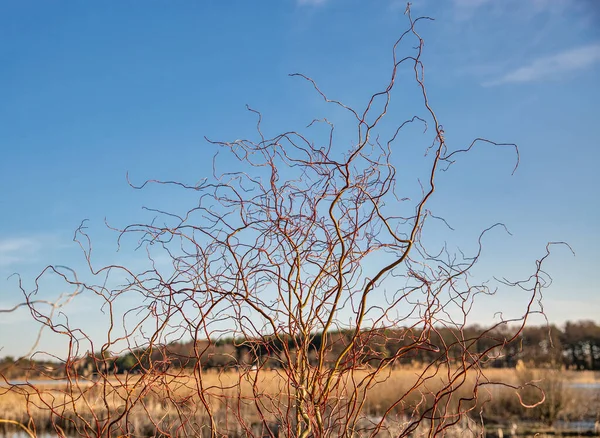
[0,0,599,358]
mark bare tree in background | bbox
[0,8,564,438]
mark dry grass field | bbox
[0,367,597,437]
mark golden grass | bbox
[561,370,600,383]
[0,367,596,436]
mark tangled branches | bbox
[0,7,564,438]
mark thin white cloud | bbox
[452,0,492,20]
[297,0,329,5]
[484,43,600,86]
[530,0,571,14]
[453,0,490,7]
[0,237,40,267]
[452,0,574,21]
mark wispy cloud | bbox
[0,237,41,267]
[297,0,329,5]
[452,0,573,21]
[484,43,600,86]
[453,0,490,8]
[529,0,571,14]
[451,0,492,20]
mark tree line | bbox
[1,319,598,380]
